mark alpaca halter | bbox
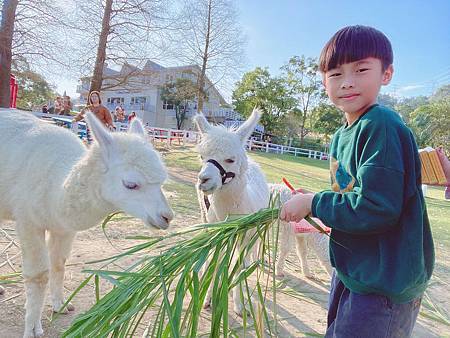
[206,159,236,185]
[202,159,236,211]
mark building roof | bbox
[143,60,165,71]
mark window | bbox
[108,97,124,105]
[163,100,174,110]
[131,97,147,104]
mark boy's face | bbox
[323,57,393,116]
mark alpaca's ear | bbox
[85,112,115,162]
[193,113,211,135]
[236,108,261,144]
[128,118,146,137]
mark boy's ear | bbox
[382,65,394,85]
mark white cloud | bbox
[396,85,426,93]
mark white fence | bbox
[33,111,327,159]
[145,127,200,145]
[247,139,328,160]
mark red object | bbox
[291,218,331,234]
[282,177,295,192]
[9,74,18,108]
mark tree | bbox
[313,103,344,142]
[1,0,69,107]
[173,0,245,112]
[160,78,197,129]
[232,67,295,134]
[377,93,398,110]
[14,65,56,110]
[281,56,324,145]
[430,84,450,102]
[395,96,428,124]
[68,0,171,94]
[0,0,19,107]
[410,98,450,149]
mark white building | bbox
[77,61,241,129]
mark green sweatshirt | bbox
[311,104,434,303]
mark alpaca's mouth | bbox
[201,187,216,195]
[146,215,171,230]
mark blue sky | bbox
[236,0,450,98]
[59,0,449,100]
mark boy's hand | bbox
[436,147,450,185]
[279,193,315,222]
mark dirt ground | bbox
[0,169,448,337]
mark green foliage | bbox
[377,93,398,110]
[430,84,450,102]
[232,67,295,134]
[160,78,197,129]
[313,103,344,142]
[395,96,429,124]
[281,56,324,144]
[14,68,56,110]
[409,97,450,149]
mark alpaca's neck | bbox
[59,152,115,231]
[208,163,269,222]
[209,176,252,220]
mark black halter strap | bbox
[204,194,211,211]
[203,159,236,211]
[206,159,235,185]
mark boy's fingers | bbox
[279,207,286,220]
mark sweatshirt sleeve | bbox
[311,165,404,234]
[311,119,406,235]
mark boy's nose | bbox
[340,76,355,89]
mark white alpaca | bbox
[0,110,174,338]
[194,110,331,315]
[270,185,332,278]
[194,109,269,315]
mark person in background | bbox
[115,106,125,122]
[54,96,63,114]
[62,95,72,115]
[128,111,137,123]
[436,147,450,199]
[73,91,114,130]
[42,104,49,114]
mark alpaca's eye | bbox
[123,180,139,190]
[225,159,234,164]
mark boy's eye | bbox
[357,68,369,73]
[328,73,341,78]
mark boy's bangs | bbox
[320,26,393,72]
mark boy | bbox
[280,25,434,337]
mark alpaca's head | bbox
[85,113,174,229]
[194,108,261,195]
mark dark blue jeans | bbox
[326,272,422,338]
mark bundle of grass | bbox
[62,208,279,337]
[62,198,328,337]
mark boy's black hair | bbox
[319,25,393,73]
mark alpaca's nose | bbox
[161,210,174,224]
[201,177,209,185]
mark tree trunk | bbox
[89,0,113,94]
[197,0,212,113]
[299,110,307,146]
[175,106,181,129]
[0,0,19,108]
